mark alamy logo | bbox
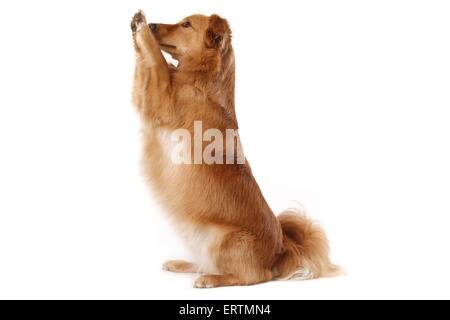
[169,121,245,165]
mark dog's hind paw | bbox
[131,10,147,33]
[163,260,198,273]
[193,276,216,289]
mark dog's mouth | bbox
[160,44,179,67]
[160,43,176,50]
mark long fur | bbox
[130,11,339,288]
[274,208,342,280]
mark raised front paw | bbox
[131,10,147,33]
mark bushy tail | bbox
[273,208,342,280]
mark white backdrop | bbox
[0,0,449,299]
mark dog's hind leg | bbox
[162,260,198,273]
[193,230,274,288]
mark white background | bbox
[0,0,449,299]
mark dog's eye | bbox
[181,21,191,28]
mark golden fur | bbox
[131,11,339,288]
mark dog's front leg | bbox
[131,11,173,124]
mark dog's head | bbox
[149,14,231,63]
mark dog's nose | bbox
[148,23,157,32]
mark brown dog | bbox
[131,10,339,288]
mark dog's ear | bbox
[205,14,231,49]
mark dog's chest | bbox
[154,130,222,273]
[157,128,178,162]
[153,128,188,179]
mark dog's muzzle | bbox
[148,23,158,32]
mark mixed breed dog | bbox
[131,10,340,288]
